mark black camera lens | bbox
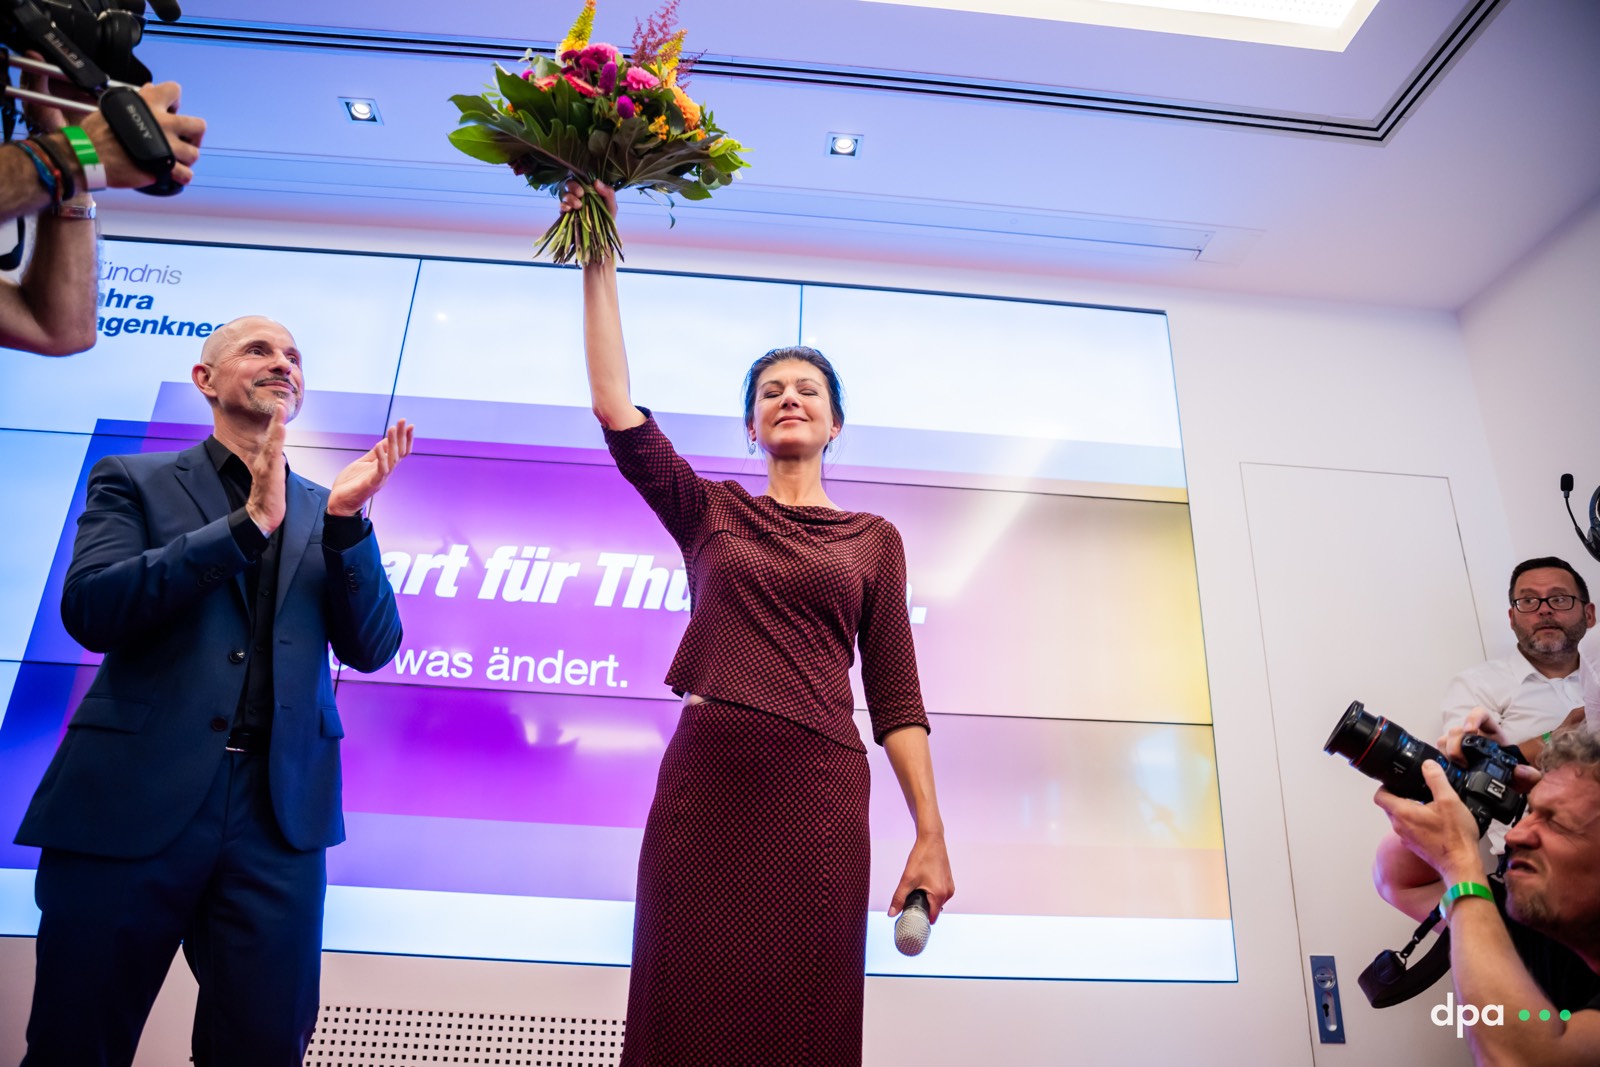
[1326,701,1529,837]
[1324,700,1460,805]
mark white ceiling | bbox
[96,0,1600,309]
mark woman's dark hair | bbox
[741,346,846,431]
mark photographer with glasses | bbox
[1439,558,1594,853]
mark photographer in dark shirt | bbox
[1374,730,1600,1064]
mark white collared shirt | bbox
[1582,632,1600,731]
[1441,650,1584,853]
[1440,650,1585,741]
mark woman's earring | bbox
[747,437,757,455]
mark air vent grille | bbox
[304,1005,624,1065]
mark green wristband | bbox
[1440,881,1493,917]
[60,125,98,164]
[60,126,105,191]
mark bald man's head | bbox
[191,316,304,424]
[200,316,290,366]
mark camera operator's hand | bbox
[1374,762,1485,887]
[20,53,76,137]
[79,81,205,189]
[1438,706,1508,763]
[1438,707,1544,792]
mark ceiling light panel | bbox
[1097,0,1362,29]
[861,0,1381,51]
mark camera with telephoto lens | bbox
[1324,700,1527,836]
[0,0,168,87]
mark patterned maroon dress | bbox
[604,411,929,1067]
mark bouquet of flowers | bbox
[448,0,749,265]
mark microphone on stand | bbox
[894,889,932,956]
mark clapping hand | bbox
[245,404,290,535]
[327,420,414,518]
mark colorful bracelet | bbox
[14,139,58,202]
[1440,881,1493,917]
[60,126,106,191]
[27,136,76,203]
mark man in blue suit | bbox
[16,315,412,1066]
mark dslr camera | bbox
[1324,700,1527,836]
[0,0,183,194]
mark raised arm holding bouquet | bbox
[447,0,748,265]
[562,180,954,1067]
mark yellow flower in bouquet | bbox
[447,0,750,265]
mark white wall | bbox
[4,204,1543,1065]
[1460,192,1600,628]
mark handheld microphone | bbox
[894,889,932,956]
[1560,474,1600,563]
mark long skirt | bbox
[619,698,871,1067]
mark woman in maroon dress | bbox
[565,182,954,1066]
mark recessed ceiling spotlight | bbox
[342,98,382,123]
[828,133,861,157]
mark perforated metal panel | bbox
[303,1006,624,1065]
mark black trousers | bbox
[22,750,326,1067]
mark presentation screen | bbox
[0,239,1233,981]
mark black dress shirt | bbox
[203,436,368,737]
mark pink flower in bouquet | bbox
[623,66,660,91]
[571,42,619,74]
[447,0,752,266]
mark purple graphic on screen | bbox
[1,411,1227,925]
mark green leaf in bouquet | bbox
[637,187,679,229]
[530,55,563,79]
[448,125,523,165]
[588,128,611,158]
[520,159,570,187]
[609,117,653,158]
[546,87,578,125]
[495,65,550,113]
[676,182,712,201]
[545,120,596,178]
[450,94,499,119]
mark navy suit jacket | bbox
[16,440,403,858]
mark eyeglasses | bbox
[1511,595,1585,613]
